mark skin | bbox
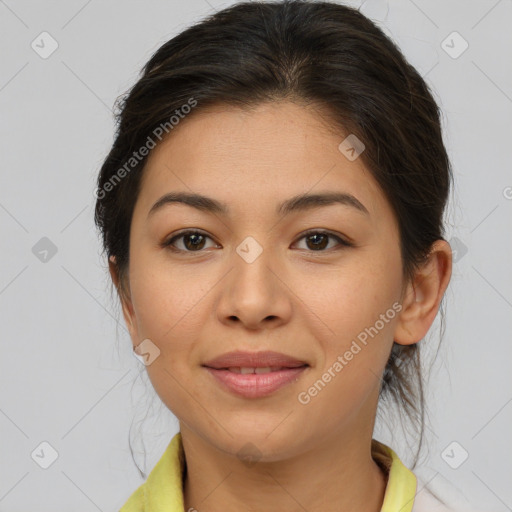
[109,100,452,512]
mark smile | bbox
[204,365,308,398]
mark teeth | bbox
[227,367,283,374]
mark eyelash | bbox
[161,229,354,254]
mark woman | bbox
[94,1,459,510]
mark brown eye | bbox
[162,229,353,254]
[295,230,353,252]
[163,230,217,252]
[305,232,329,250]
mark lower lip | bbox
[203,366,308,398]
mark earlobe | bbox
[108,255,120,289]
[393,240,452,345]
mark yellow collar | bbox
[120,433,417,511]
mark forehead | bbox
[136,101,387,221]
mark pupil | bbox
[186,234,204,250]
[308,234,327,250]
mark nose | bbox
[215,240,293,331]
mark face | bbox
[117,101,406,461]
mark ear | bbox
[393,240,452,345]
[108,255,137,339]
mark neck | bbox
[181,426,388,512]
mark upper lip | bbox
[202,350,309,369]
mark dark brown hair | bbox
[94,0,452,488]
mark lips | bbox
[202,350,308,370]
[202,351,309,398]
[227,366,291,374]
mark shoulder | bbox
[372,439,480,512]
[119,484,144,512]
[412,475,478,512]
[118,432,184,511]
[412,484,455,512]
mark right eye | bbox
[162,229,219,253]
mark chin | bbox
[209,426,304,464]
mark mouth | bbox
[203,350,308,369]
[214,366,306,374]
[202,350,310,398]
[202,362,309,398]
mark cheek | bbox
[128,256,207,414]
[127,251,226,408]
[129,247,214,342]
[301,250,402,338]
[298,246,403,398]
[294,267,401,433]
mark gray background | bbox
[0,0,511,510]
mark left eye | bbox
[295,230,352,251]
[162,229,352,253]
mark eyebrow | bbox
[147,190,369,219]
